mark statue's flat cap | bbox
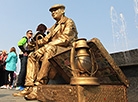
[49,4,65,12]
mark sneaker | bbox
[19,86,25,90]
[7,85,9,89]
[15,87,20,90]
[9,86,12,90]
[15,86,25,90]
[0,85,7,89]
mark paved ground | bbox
[0,88,39,102]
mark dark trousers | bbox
[0,69,6,86]
[17,55,28,87]
[5,70,14,86]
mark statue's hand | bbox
[34,52,41,59]
[34,47,45,59]
[43,37,49,44]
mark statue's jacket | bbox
[25,16,78,87]
[35,16,78,58]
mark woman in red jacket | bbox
[0,50,8,88]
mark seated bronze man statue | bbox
[13,4,78,100]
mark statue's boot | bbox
[12,87,33,97]
[24,86,37,100]
[24,82,34,87]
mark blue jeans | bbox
[17,55,28,87]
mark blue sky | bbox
[0,1,138,72]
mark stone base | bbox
[37,85,127,102]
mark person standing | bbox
[4,47,18,89]
[0,51,2,56]
[16,30,33,90]
[0,50,8,87]
[0,50,3,85]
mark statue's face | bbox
[51,8,64,20]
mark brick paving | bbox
[0,88,38,102]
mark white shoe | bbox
[0,85,7,89]
[9,86,12,90]
[7,85,9,89]
[15,87,20,90]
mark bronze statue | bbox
[13,4,78,100]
